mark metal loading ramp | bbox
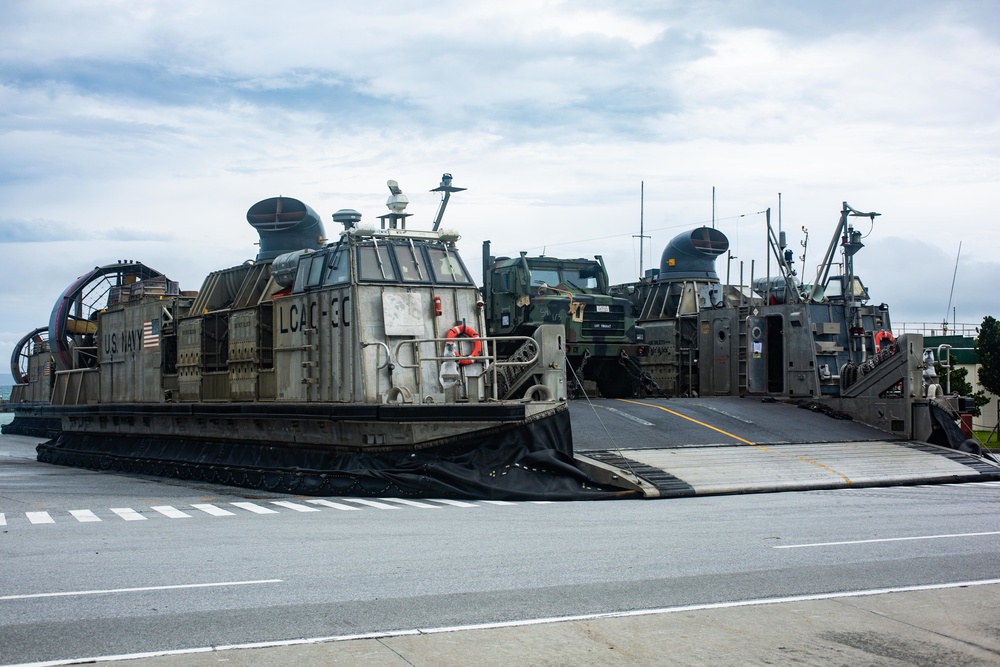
[569,398,1000,498]
[579,442,1000,498]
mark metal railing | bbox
[895,322,980,337]
[392,335,543,403]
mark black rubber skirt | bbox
[36,407,636,501]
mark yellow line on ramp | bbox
[617,399,756,445]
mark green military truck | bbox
[481,242,656,398]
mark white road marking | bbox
[341,498,400,510]
[306,499,361,511]
[191,504,235,517]
[0,579,283,602]
[5,496,540,528]
[427,498,478,508]
[597,405,655,426]
[946,480,1000,487]
[231,502,279,514]
[774,530,1000,549]
[695,404,755,424]
[110,508,146,521]
[19,578,1000,667]
[151,505,192,519]
[381,498,444,509]
[271,501,321,512]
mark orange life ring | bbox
[445,324,483,366]
[874,330,895,353]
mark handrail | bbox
[937,344,953,395]
[393,335,540,401]
[896,322,980,337]
[361,340,392,370]
[393,335,537,367]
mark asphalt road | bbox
[569,396,892,449]
[2,425,999,666]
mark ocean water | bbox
[1,384,10,401]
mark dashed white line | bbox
[271,501,321,513]
[230,502,279,514]
[151,505,192,519]
[191,504,235,517]
[3,496,542,527]
[306,499,362,511]
[340,498,400,510]
[111,508,147,521]
[381,498,442,509]
[428,499,478,508]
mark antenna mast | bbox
[944,241,962,332]
[430,173,466,231]
[633,181,650,278]
[712,186,716,229]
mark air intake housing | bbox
[247,197,326,261]
[659,227,729,281]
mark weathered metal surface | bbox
[619,441,990,495]
[570,397,1000,497]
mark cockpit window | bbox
[294,252,326,291]
[393,242,428,283]
[428,246,473,284]
[822,276,869,301]
[324,248,350,286]
[849,277,869,300]
[357,243,397,282]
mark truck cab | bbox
[483,244,645,398]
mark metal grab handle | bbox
[392,335,539,369]
[361,340,392,370]
[936,344,952,394]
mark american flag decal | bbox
[143,319,160,349]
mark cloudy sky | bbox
[2,0,998,377]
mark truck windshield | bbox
[529,269,560,287]
[562,268,598,290]
[530,267,599,291]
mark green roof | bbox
[924,335,977,365]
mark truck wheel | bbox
[597,371,634,399]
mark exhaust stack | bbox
[659,227,729,281]
[247,196,326,261]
